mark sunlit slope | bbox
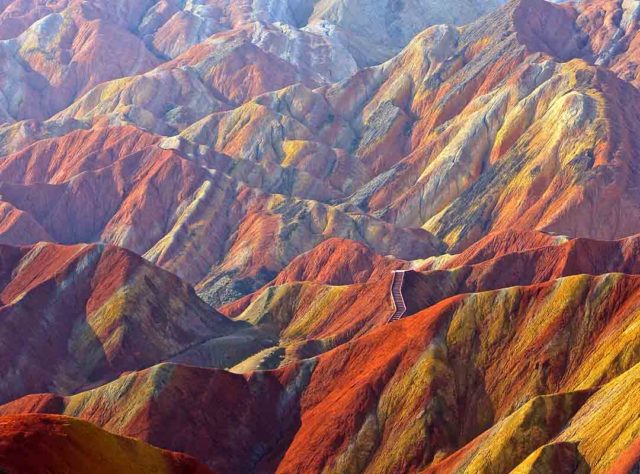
[7,269,640,472]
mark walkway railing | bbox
[388,270,407,323]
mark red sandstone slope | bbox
[0,414,211,474]
[7,267,640,472]
[269,237,403,285]
[0,126,160,184]
[0,130,443,307]
[8,0,640,307]
[126,0,640,254]
[0,241,253,405]
[216,238,409,367]
[221,237,405,316]
[221,231,640,372]
[401,232,640,314]
[418,229,567,270]
[5,0,640,258]
[4,186,640,473]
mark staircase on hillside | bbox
[388,270,407,323]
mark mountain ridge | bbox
[3,0,640,472]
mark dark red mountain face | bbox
[2,0,640,473]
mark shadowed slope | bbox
[1,363,312,473]
[429,358,640,473]
[0,241,244,404]
[0,414,211,474]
